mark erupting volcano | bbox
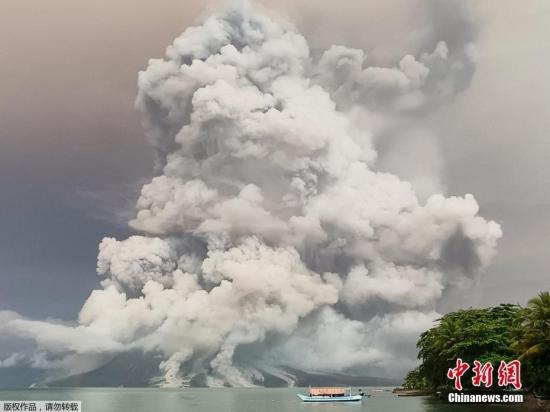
[1,1,501,387]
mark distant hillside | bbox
[282,367,401,387]
[47,351,163,388]
[42,350,400,388]
[0,367,46,389]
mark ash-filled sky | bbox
[0,0,549,385]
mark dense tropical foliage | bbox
[403,368,430,390]
[405,291,550,394]
[512,291,550,395]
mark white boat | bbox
[297,386,365,402]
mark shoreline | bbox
[392,388,432,396]
[393,387,550,410]
[510,395,550,412]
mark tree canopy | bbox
[408,291,549,394]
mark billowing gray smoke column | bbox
[4,2,501,386]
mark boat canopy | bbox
[309,387,348,396]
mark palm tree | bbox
[436,317,463,357]
[514,291,550,361]
[511,291,550,395]
[416,316,464,389]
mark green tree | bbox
[512,291,550,394]
[403,368,430,390]
[417,317,464,389]
[415,304,521,390]
[514,292,550,360]
[409,292,550,395]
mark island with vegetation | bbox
[401,291,549,408]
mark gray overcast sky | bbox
[0,0,548,320]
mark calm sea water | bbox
[0,387,514,412]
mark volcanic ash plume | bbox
[4,2,502,386]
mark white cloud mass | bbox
[1,1,502,386]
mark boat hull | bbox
[297,394,363,402]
